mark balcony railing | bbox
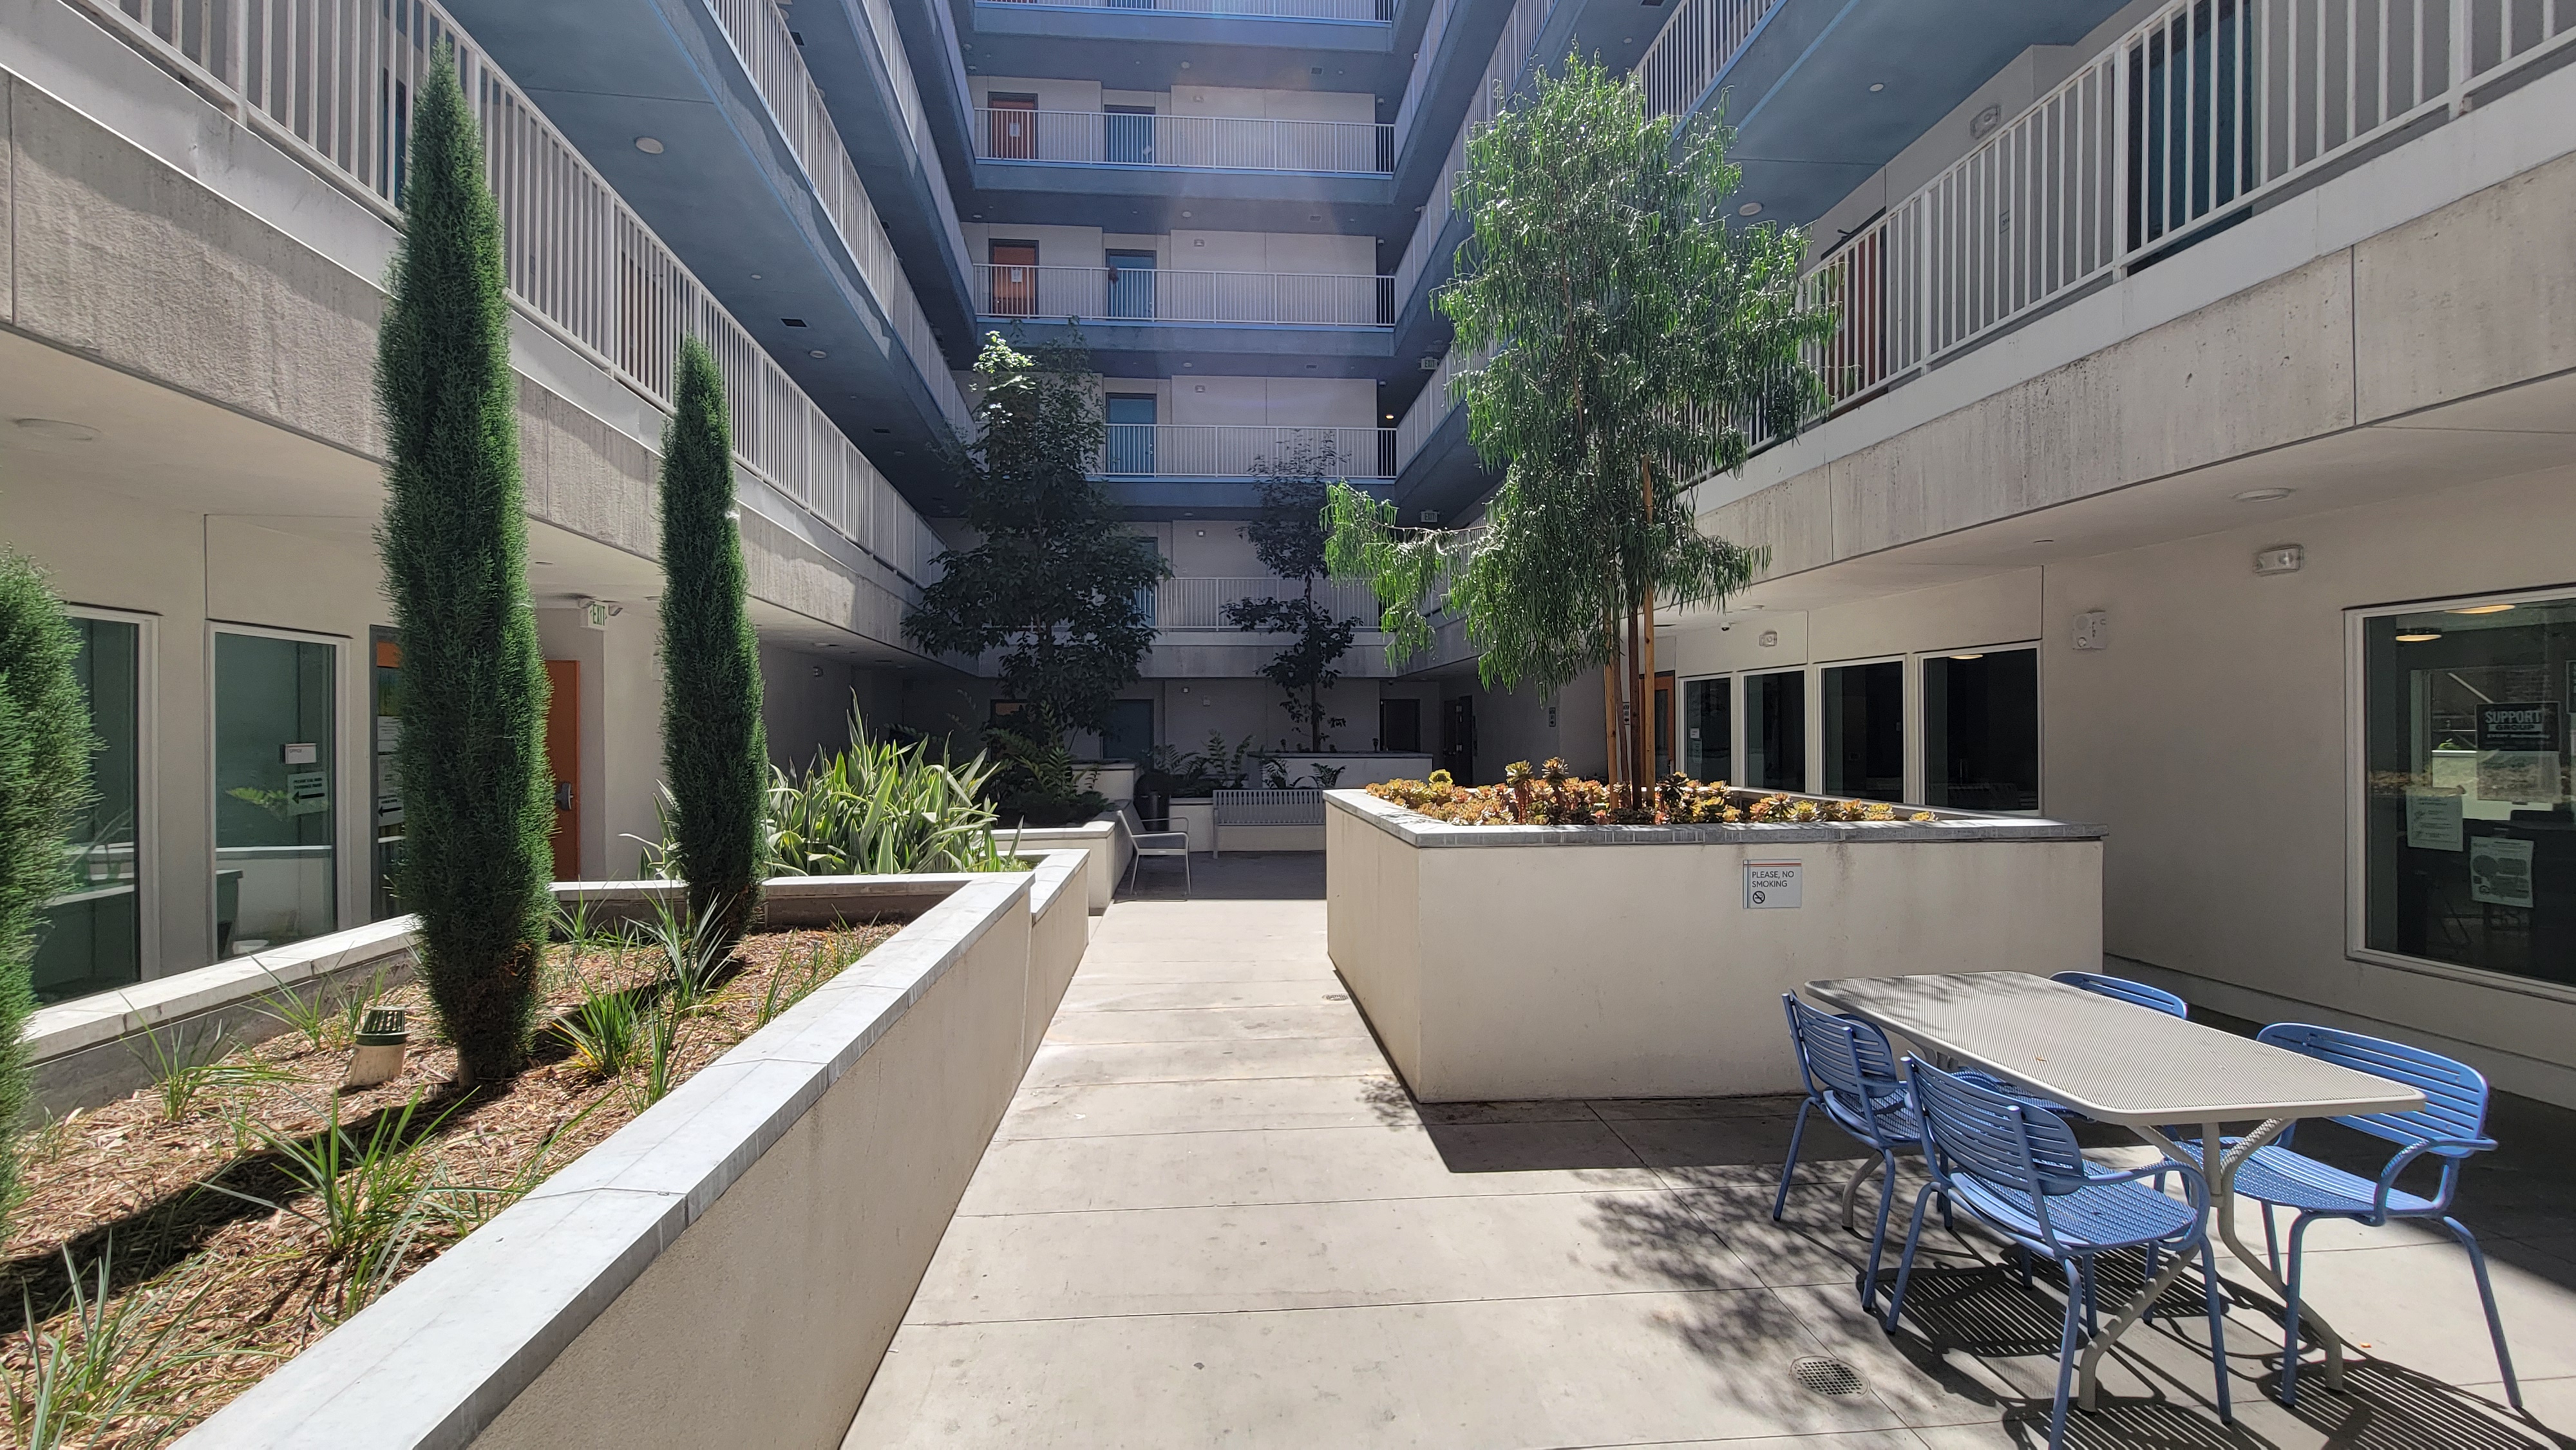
[75,0,947,590]
[1636,0,1781,120]
[1100,426,1396,479]
[1393,0,1553,310]
[972,108,1392,173]
[1153,576,1384,630]
[983,0,1391,19]
[1394,344,1477,472]
[1765,0,2576,448]
[976,265,1392,326]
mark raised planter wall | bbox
[180,849,1089,1449]
[1003,815,1126,911]
[1325,791,2105,1102]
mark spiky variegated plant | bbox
[1326,53,1833,801]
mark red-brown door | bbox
[544,659,580,881]
[989,241,1039,317]
[987,94,1036,159]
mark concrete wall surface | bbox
[1325,792,2105,1102]
[175,852,1090,1450]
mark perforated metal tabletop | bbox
[1803,972,2424,1124]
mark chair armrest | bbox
[1131,830,1190,850]
[2082,1159,2210,1216]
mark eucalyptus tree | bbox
[376,43,554,1084]
[1326,53,1832,804]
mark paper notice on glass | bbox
[2477,751,2562,803]
[285,770,330,816]
[2469,836,2535,909]
[2406,791,2465,852]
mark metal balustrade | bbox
[973,108,1391,173]
[1099,426,1396,478]
[1393,342,1487,473]
[1636,0,1781,120]
[1760,0,2576,449]
[982,0,1391,18]
[976,265,1392,326]
[77,0,947,591]
[1390,0,1460,151]
[1153,576,1384,630]
[1393,0,1553,311]
[703,0,972,435]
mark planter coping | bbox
[1325,787,2106,847]
[178,858,1075,1450]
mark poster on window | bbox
[2470,835,2536,908]
[2476,702,2564,803]
[2406,789,2465,851]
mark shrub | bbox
[1365,764,1933,826]
[0,549,90,1219]
[375,43,553,1086]
[657,338,767,944]
[760,713,1023,875]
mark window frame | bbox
[58,605,160,981]
[1915,639,2045,816]
[1815,652,1910,804]
[2345,583,2576,1005]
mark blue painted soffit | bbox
[442,0,965,505]
[956,0,1423,95]
[1709,0,2132,229]
[977,316,1394,378]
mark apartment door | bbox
[1379,697,1422,754]
[1103,105,1155,165]
[544,660,580,880]
[1101,700,1154,762]
[1106,249,1157,319]
[1440,696,1475,784]
[1104,393,1156,474]
[987,93,1036,159]
[989,240,1038,317]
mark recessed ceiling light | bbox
[634,137,664,154]
[1949,653,1984,661]
[531,559,554,567]
[1738,202,1762,216]
[2394,630,2443,643]
[873,427,892,434]
[2450,603,2517,616]
[13,418,97,441]
[2031,537,2056,545]
[782,317,808,328]
[808,349,828,359]
[1869,82,1886,93]
[2233,487,2293,502]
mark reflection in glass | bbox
[2362,595,2576,988]
[214,632,337,957]
[1922,649,2040,811]
[1683,677,1731,785]
[1822,661,1905,802]
[1745,670,1804,792]
[33,617,141,1001]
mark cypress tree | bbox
[658,339,767,940]
[375,44,554,1086]
[0,551,90,1218]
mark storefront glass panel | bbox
[1746,670,1805,793]
[1822,660,1905,802]
[33,616,141,1001]
[1683,677,1731,784]
[1922,648,2040,812]
[214,631,337,956]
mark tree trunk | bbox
[1622,599,1644,809]
[1600,606,1622,790]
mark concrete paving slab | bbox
[1057,979,1352,1012]
[1040,1002,1368,1046]
[995,1074,1420,1140]
[1021,1035,1390,1088]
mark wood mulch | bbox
[0,919,902,1448]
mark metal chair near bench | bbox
[1112,802,1191,898]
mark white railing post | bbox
[2450,0,2474,111]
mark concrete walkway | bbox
[846,854,2576,1448]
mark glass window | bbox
[1746,670,1805,793]
[2362,594,2576,988]
[1822,660,1905,802]
[371,630,404,921]
[34,616,141,1001]
[214,631,337,957]
[1683,677,1731,784]
[1923,648,2040,811]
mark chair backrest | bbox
[2256,1022,2492,1158]
[1908,1058,2088,1203]
[2052,970,2189,1019]
[1781,995,1902,1119]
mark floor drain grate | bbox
[1792,1356,1867,1397]
[1323,993,1349,1002]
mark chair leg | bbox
[1837,1155,1874,1232]
[1857,1151,1900,1312]
[1880,1181,1940,1332]
[1772,1098,1814,1222]
[2049,1260,2087,1449]
[2079,1256,2101,1342]
[2201,1236,2235,1425]
[2443,1216,2523,1410]
[2263,1203,2282,1282]
[2279,1212,2320,1408]
[1181,850,1191,898]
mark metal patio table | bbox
[1803,970,2424,1409]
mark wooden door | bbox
[990,240,1039,317]
[544,659,580,880]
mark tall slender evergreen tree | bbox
[0,550,91,1216]
[375,43,554,1086]
[658,339,767,941]
[1327,55,1832,803]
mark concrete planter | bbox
[1325,790,2105,1102]
[1169,796,1216,854]
[999,814,1128,912]
[171,851,1090,1449]
[1078,760,1139,803]
[1267,753,1434,790]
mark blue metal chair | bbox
[2186,1024,2519,1409]
[2052,970,2190,1019]
[1886,1059,2231,1449]
[1776,995,1924,1313]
